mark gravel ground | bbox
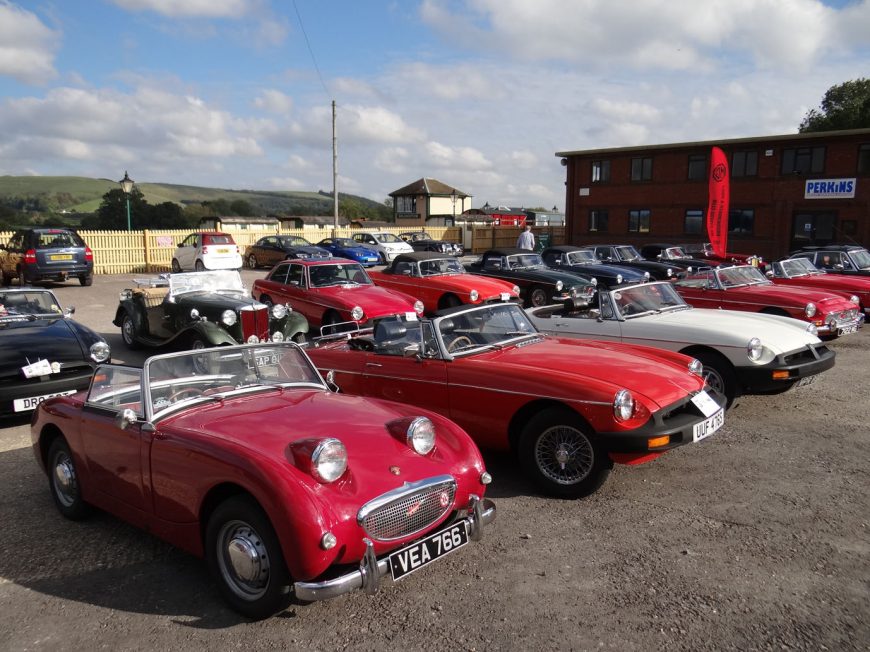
[0,272,867,651]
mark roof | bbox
[556,127,870,158]
[283,215,351,227]
[209,215,279,224]
[484,247,535,257]
[389,178,469,198]
[481,205,527,216]
[542,245,582,253]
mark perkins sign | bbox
[804,178,856,199]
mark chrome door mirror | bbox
[114,408,138,430]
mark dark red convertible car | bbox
[674,265,863,337]
[307,302,726,499]
[252,258,423,332]
[31,343,495,618]
[766,257,870,318]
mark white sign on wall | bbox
[804,178,856,199]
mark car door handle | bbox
[365,362,383,368]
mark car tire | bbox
[259,295,273,307]
[247,254,258,269]
[528,286,549,308]
[195,260,206,272]
[438,294,462,310]
[205,495,292,620]
[79,274,93,287]
[171,259,182,273]
[693,351,736,408]
[1,271,11,286]
[378,252,387,264]
[519,407,612,498]
[120,312,141,349]
[47,438,90,520]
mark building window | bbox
[858,144,870,174]
[396,196,416,213]
[781,146,825,175]
[687,154,706,181]
[630,157,653,182]
[591,160,610,183]
[732,150,758,177]
[842,220,857,236]
[589,209,609,232]
[684,210,704,234]
[628,209,651,233]
[729,208,755,235]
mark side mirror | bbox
[324,369,340,393]
[835,263,845,270]
[64,306,75,317]
[114,408,138,430]
[765,270,774,278]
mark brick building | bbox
[557,128,870,260]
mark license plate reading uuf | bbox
[693,409,724,442]
[389,521,468,581]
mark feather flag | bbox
[706,147,730,259]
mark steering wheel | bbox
[168,387,205,402]
[447,335,474,353]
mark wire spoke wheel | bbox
[533,425,594,485]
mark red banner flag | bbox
[706,146,730,259]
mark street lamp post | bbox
[450,189,458,223]
[119,171,134,231]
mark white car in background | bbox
[351,232,414,264]
[527,281,835,407]
[171,232,243,272]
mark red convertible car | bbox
[674,265,863,337]
[307,302,726,499]
[368,252,520,313]
[31,343,495,619]
[252,258,424,332]
[766,257,870,317]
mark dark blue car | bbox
[541,245,649,288]
[316,237,380,267]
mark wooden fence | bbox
[0,225,563,274]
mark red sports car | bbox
[252,258,424,333]
[307,302,726,499]
[674,265,863,337]
[31,343,495,619]
[369,252,520,313]
[766,257,870,318]
[685,242,763,266]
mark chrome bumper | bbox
[294,495,496,602]
[816,313,864,334]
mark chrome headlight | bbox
[616,274,623,285]
[221,309,237,326]
[271,330,284,342]
[850,294,860,304]
[590,277,598,286]
[688,358,703,376]
[666,268,674,277]
[190,308,200,320]
[246,334,260,343]
[512,285,520,295]
[407,417,436,455]
[470,289,479,302]
[643,271,650,280]
[120,289,132,300]
[804,302,817,318]
[613,389,634,421]
[747,337,763,361]
[413,300,424,315]
[555,280,563,292]
[89,341,111,363]
[687,266,693,273]
[311,438,347,483]
[806,322,819,336]
[351,305,364,321]
[271,303,288,319]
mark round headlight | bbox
[687,266,693,273]
[590,277,598,286]
[804,302,817,318]
[613,389,634,421]
[850,294,860,304]
[221,309,237,326]
[89,341,110,363]
[351,305,364,321]
[746,337,763,361]
[512,285,520,295]
[413,300,424,315]
[806,322,819,336]
[555,280,563,292]
[616,274,623,285]
[312,438,347,483]
[407,417,436,455]
[271,330,284,342]
[688,358,703,376]
[246,334,260,343]
[470,289,479,302]
[666,268,674,277]
[643,271,650,280]
[271,303,288,319]
[190,308,200,320]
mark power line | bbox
[292,0,331,99]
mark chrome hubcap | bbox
[218,521,270,600]
[535,425,594,485]
[53,453,77,507]
[122,318,134,343]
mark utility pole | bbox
[332,100,338,237]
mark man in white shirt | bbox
[516,224,535,250]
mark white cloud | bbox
[507,150,538,169]
[392,62,507,100]
[253,89,294,114]
[0,1,60,84]
[374,147,411,174]
[108,0,254,18]
[333,77,380,99]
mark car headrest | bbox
[439,318,455,333]
[374,319,407,343]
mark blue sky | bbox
[0,0,868,209]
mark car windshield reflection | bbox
[169,270,245,299]
[506,254,545,269]
[716,266,770,288]
[566,251,597,264]
[435,304,540,355]
[0,289,64,319]
[614,246,642,261]
[309,263,372,287]
[779,258,822,277]
[419,258,464,276]
[611,283,689,318]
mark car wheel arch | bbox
[37,423,67,469]
[507,398,592,453]
[760,307,790,317]
[680,345,738,406]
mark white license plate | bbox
[13,389,77,412]
[838,324,858,335]
[389,521,468,581]
[692,409,724,442]
[794,375,817,388]
[216,248,230,254]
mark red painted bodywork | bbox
[369,268,518,314]
[769,273,870,313]
[306,335,706,456]
[252,258,422,328]
[31,388,488,582]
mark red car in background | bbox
[369,252,520,313]
[766,257,870,318]
[252,258,423,332]
[684,242,763,266]
[674,265,863,337]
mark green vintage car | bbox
[113,270,308,350]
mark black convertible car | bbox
[540,245,649,288]
[639,243,712,272]
[113,270,309,350]
[789,245,870,276]
[0,287,110,415]
[586,244,680,280]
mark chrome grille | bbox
[358,475,456,542]
[830,308,858,326]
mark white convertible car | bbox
[527,281,836,406]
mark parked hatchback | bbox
[171,232,243,272]
[0,228,94,286]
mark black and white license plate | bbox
[692,408,724,443]
[794,374,817,389]
[838,324,858,336]
[389,521,468,581]
[13,389,76,412]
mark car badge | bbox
[389,465,401,476]
[438,491,451,508]
[406,501,423,517]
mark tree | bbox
[229,199,255,216]
[93,187,148,229]
[799,78,870,133]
